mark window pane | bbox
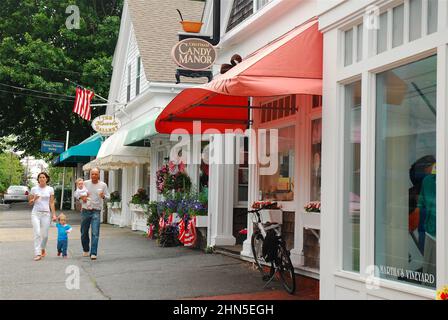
[357,24,363,62]
[427,0,438,35]
[344,29,353,66]
[310,119,322,201]
[409,0,422,41]
[200,141,210,191]
[259,126,295,201]
[377,12,388,54]
[393,4,404,48]
[343,81,361,273]
[375,55,437,288]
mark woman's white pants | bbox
[31,212,51,256]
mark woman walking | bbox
[28,172,57,261]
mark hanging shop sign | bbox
[91,115,121,136]
[172,38,217,71]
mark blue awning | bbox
[53,133,103,167]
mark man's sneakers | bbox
[57,252,61,257]
[82,252,90,257]
[90,255,97,260]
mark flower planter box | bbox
[129,203,148,212]
[260,209,283,224]
[194,215,208,228]
[107,202,122,209]
[129,204,149,231]
[108,207,122,226]
[301,211,320,230]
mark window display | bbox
[259,126,295,201]
[375,55,437,288]
[310,118,322,202]
[343,80,361,273]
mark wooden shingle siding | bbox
[127,0,205,84]
[226,0,254,32]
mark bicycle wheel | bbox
[276,244,296,294]
[251,231,266,274]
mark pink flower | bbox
[178,161,186,173]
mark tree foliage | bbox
[0,152,25,192]
[0,0,123,156]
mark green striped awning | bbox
[124,110,161,147]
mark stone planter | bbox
[260,209,283,224]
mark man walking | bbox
[75,168,110,260]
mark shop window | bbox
[392,4,404,48]
[312,95,322,109]
[259,126,295,202]
[310,119,322,202]
[127,64,131,102]
[344,28,353,66]
[427,0,438,35]
[260,95,295,124]
[375,55,437,288]
[409,0,422,41]
[343,80,361,273]
[200,141,210,191]
[236,137,249,204]
[377,12,388,54]
[136,56,141,96]
[142,164,150,196]
[356,24,363,62]
[344,23,364,66]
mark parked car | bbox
[4,186,30,204]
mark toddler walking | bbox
[56,213,72,258]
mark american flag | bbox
[73,87,94,121]
[183,216,197,247]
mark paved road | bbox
[0,203,283,300]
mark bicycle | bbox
[249,202,296,294]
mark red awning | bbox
[156,19,323,134]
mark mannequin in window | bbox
[417,162,436,283]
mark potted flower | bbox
[146,201,160,239]
[156,161,191,195]
[129,188,149,212]
[437,286,448,300]
[108,191,121,209]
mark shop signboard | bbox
[171,38,217,71]
[91,115,121,136]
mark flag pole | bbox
[64,78,108,102]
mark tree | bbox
[0,0,123,156]
[0,152,25,192]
